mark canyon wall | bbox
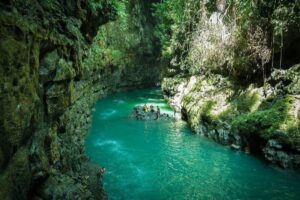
[0,0,162,199]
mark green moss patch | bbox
[231,95,299,141]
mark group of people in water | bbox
[143,104,160,117]
[131,104,170,120]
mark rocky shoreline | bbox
[162,65,300,169]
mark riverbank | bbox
[162,65,300,169]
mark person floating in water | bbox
[97,167,106,177]
[156,106,160,118]
[150,105,155,112]
[143,104,148,113]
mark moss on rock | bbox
[0,147,32,200]
[231,96,299,141]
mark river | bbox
[85,89,300,200]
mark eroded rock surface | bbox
[0,0,163,199]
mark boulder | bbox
[217,128,230,145]
[263,141,297,168]
[277,151,291,168]
[207,129,217,140]
[293,155,300,167]
[268,139,283,149]
[263,146,277,163]
[130,106,171,121]
[195,125,208,136]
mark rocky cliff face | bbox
[0,1,162,199]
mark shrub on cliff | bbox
[231,96,299,141]
[153,0,300,81]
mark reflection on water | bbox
[86,89,300,200]
[98,109,117,119]
[113,99,126,104]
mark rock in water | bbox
[130,106,171,121]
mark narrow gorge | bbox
[0,0,299,199]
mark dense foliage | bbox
[152,0,300,80]
[85,0,160,71]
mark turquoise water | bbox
[85,89,300,200]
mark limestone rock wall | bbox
[0,1,114,199]
[0,0,162,199]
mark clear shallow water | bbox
[86,89,300,200]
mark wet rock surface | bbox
[263,139,300,169]
[130,106,171,121]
